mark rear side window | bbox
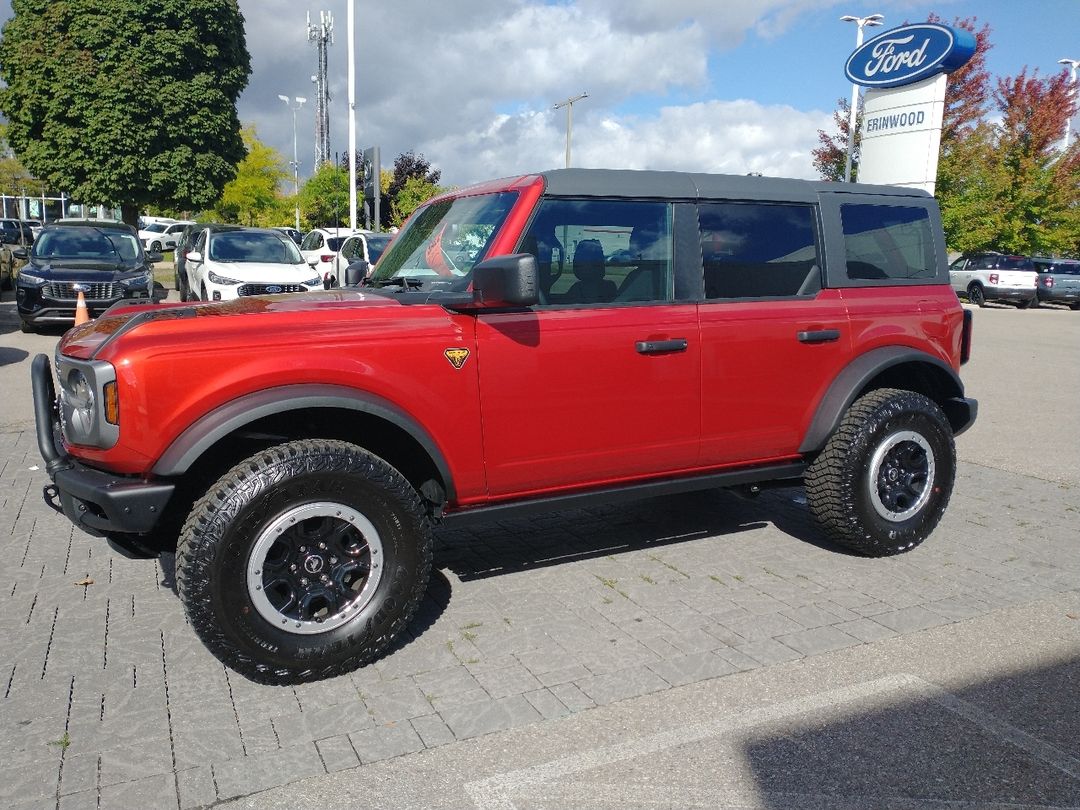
[700,202,819,299]
[841,204,935,281]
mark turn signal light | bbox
[103,382,119,425]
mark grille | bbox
[237,283,306,296]
[42,282,121,301]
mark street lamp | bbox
[1059,58,1079,151]
[278,94,307,230]
[841,13,884,182]
[553,92,588,169]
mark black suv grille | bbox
[42,282,120,301]
[237,283,306,296]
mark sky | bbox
[4,0,1080,188]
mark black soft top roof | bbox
[537,168,932,201]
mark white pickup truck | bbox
[949,253,1037,308]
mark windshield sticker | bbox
[444,348,470,370]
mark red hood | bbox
[59,289,402,359]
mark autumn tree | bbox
[811,97,857,182]
[383,152,443,228]
[211,126,289,226]
[0,0,250,226]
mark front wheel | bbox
[804,388,956,557]
[175,439,433,684]
[151,240,162,252]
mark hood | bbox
[58,288,404,360]
[207,261,317,282]
[28,260,145,279]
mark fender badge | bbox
[444,348,470,369]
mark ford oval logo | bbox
[265,285,282,294]
[845,23,976,89]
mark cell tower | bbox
[307,10,334,168]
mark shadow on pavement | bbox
[742,655,1080,808]
[0,345,28,367]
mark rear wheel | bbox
[967,283,986,307]
[1016,298,1032,309]
[804,389,955,557]
[175,439,432,684]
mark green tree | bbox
[298,163,354,230]
[383,151,442,228]
[391,175,445,227]
[211,126,289,225]
[0,0,251,225]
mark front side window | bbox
[841,204,935,281]
[700,202,819,299]
[519,199,673,305]
[371,192,517,286]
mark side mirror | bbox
[146,251,163,263]
[470,254,539,308]
[343,260,370,286]
[152,284,169,303]
[186,251,203,263]
[307,257,319,268]
[12,248,28,260]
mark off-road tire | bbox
[175,439,432,684]
[804,388,955,557]
[967,283,986,307]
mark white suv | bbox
[949,253,1037,308]
[186,227,321,302]
[300,228,357,284]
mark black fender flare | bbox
[152,384,456,501]
[799,347,966,453]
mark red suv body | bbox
[33,169,976,683]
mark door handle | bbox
[636,338,688,354]
[797,329,841,344]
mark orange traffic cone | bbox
[74,290,90,326]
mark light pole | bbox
[553,92,588,169]
[278,94,307,230]
[841,13,884,182]
[1059,58,1079,151]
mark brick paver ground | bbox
[2,423,1077,809]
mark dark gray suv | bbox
[1031,257,1080,309]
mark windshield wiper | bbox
[371,276,424,290]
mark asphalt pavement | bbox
[0,289,1077,810]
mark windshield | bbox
[209,231,304,263]
[32,227,141,263]
[371,192,518,284]
[367,235,392,264]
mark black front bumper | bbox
[31,354,174,536]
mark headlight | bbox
[121,272,153,288]
[55,356,119,448]
[66,368,96,437]
[303,276,321,286]
[18,271,45,285]
[208,270,241,285]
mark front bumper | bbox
[31,354,174,536]
[18,285,152,324]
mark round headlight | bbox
[67,369,96,436]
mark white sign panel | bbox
[857,74,947,194]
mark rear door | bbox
[475,198,701,497]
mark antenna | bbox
[307,10,334,168]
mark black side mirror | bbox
[12,248,28,260]
[471,254,539,307]
[343,260,370,286]
[146,251,163,263]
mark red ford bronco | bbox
[32,169,976,683]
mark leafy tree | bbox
[383,151,442,228]
[0,0,251,226]
[211,126,289,226]
[391,175,446,227]
[811,96,858,182]
[298,163,354,230]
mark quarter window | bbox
[700,202,819,299]
[519,199,673,305]
[841,204,935,281]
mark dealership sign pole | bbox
[845,23,975,193]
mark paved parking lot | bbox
[0,294,1078,809]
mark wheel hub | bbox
[868,430,936,522]
[247,502,384,635]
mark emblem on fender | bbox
[444,348,470,369]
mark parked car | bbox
[139,220,193,252]
[300,227,356,282]
[272,226,303,246]
[328,230,393,286]
[24,219,44,239]
[31,168,976,684]
[174,221,217,299]
[1030,257,1080,309]
[184,226,321,301]
[949,252,1037,307]
[0,218,35,246]
[15,220,159,332]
